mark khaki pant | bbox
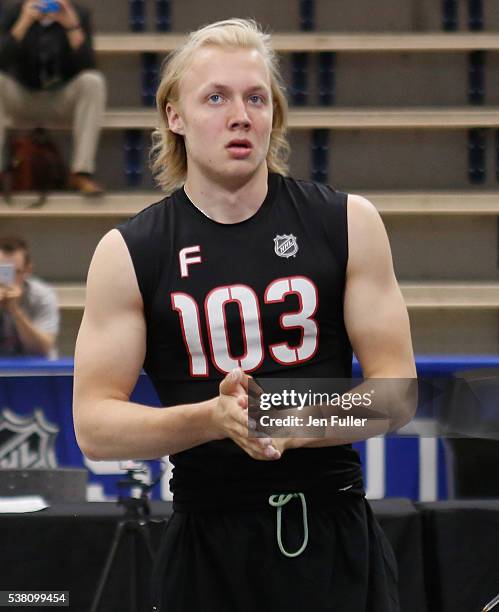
[0,70,106,174]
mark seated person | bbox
[0,235,59,358]
[0,0,106,195]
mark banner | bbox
[1,357,498,501]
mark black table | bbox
[418,500,499,612]
[0,500,425,612]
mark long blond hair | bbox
[150,18,290,195]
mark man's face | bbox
[167,46,274,187]
[0,250,30,288]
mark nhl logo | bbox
[274,234,298,258]
[0,408,59,468]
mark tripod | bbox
[90,470,166,612]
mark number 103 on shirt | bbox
[171,275,318,375]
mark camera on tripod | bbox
[91,460,167,612]
[116,461,153,519]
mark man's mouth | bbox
[226,140,253,150]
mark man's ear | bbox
[166,102,185,136]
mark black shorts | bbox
[150,488,399,612]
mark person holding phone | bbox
[0,0,106,195]
[0,235,59,357]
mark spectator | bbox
[0,236,59,358]
[0,0,106,196]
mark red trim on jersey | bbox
[232,284,265,373]
[264,275,319,365]
[204,284,264,374]
[171,292,209,377]
[226,288,248,366]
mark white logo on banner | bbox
[0,408,59,468]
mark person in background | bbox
[0,235,59,358]
[0,0,106,196]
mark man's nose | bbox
[228,98,251,129]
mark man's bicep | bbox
[344,272,414,377]
[344,195,415,378]
[73,230,146,409]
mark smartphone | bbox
[39,0,61,14]
[0,263,15,287]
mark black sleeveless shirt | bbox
[117,173,363,507]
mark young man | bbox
[0,235,59,357]
[73,19,416,611]
[0,0,106,195]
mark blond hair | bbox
[150,18,290,195]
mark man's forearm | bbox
[257,377,418,451]
[295,377,417,449]
[11,16,31,42]
[9,305,54,356]
[288,417,392,450]
[74,396,219,461]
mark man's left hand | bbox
[50,0,80,30]
[0,284,23,313]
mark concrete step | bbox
[94,32,499,53]
[54,282,499,311]
[2,191,499,217]
[8,107,499,131]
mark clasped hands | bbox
[214,368,295,461]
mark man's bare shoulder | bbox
[86,229,142,312]
[346,193,392,274]
[91,228,131,270]
[347,193,380,221]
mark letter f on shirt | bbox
[179,246,202,278]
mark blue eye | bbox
[249,95,264,104]
[209,94,223,104]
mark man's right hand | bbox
[212,368,281,461]
[12,2,42,40]
[21,1,43,23]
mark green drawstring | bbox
[268,493,308,558]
